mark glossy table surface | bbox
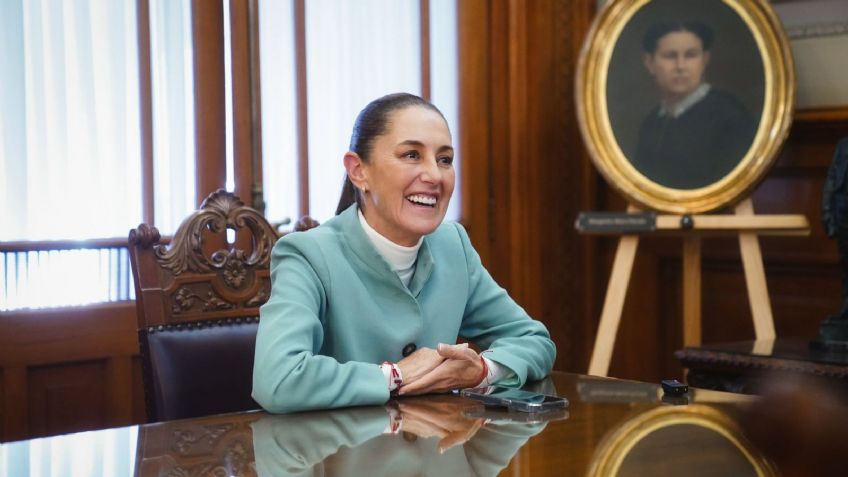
[2,372,776,476]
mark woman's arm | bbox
[454,223,556,386]
[252,236,388,413]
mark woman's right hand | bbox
[397,347,445,385]
[396,395,485,452]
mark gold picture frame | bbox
[587,405,778,476]
[577,0,795,213]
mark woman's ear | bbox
[343,152,369,192]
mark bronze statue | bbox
[818,137,848,347]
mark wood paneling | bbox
[229,0,262,204]
[458,0,846,384]
[458,0,597,373]
[191,0,227,205]
[28,361,108,437]
[596,115,848,383]
[0,369,3,437]
[137,0,154,225]
[0,302,141,441]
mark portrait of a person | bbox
[252,92,556,413]
[632,21,757,189]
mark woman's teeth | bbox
[406,194,436,206]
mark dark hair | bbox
[335,93,447,215]
[642,21,715,54]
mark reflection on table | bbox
[1,372,787,476]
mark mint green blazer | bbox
[252,205,555,413]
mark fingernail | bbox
[437,343,447,351]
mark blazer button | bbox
[402,343,417,357]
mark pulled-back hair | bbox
[642,21,715,54]
[335,93,446,215]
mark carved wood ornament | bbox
[129,189,281,325]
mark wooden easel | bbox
[586,198,809,377]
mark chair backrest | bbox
[128,189,281,422]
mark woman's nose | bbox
[419,157,442,183]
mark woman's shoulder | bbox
[425,221,475,260]
[428,220,468,242]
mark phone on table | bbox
[461,385,568,413]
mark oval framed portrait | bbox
[577,0,795,213]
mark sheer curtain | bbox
[149,0,196,235]
[259,0,459,224]
[0,0,195,310]
[258,0,299,227]
[0,0,142,242]
[305,0,422,221]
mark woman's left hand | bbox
[398,343,484,395]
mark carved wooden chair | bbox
[129,189,315,422]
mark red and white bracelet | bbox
[477,355,490,387]
[381,361,403,393]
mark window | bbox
[0,0,195,310]
[0,0,459,310]
[259,0,459,226]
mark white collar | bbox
[358,209,422,273]
[659,83,711,118]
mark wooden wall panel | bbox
[28,361,109,437]
[458,0,597,374]
[455,1,847,382]
[0,302,142,441]
[596,115,848,383]
[0,369,3,438]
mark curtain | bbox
[0,0,194,310]
[305,0,422,221]
[0,0,141,242]
[258,0,459,224]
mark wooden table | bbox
[1,372,776,476]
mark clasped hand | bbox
[394,395,485,453]
[397,342,484,395]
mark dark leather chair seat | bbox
[129,189,318,422]
[142,317,259,421]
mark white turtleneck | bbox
[358,209,421,287]
[358,210,511,393]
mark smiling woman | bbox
[342,98,455,246]
[252,93,556,413]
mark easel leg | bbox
[682,236,702,347]
[588,235,639,376]
[736,199,776,340]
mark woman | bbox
[253,93,555,413]
[633,21,756,189]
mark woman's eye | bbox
[402,150,420,159]
[438,156,454,166]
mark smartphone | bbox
[461,385,569,413]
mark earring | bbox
[362,186,369,194]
